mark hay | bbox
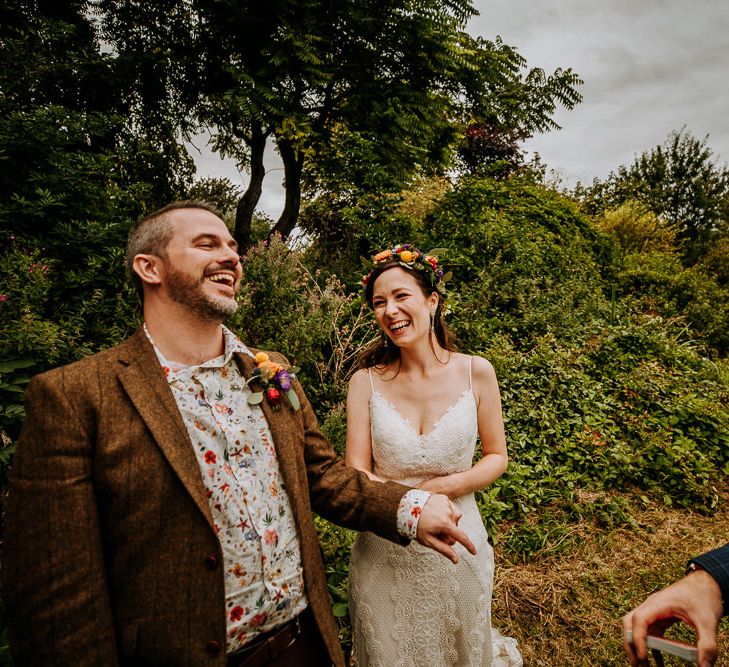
[492,491,729,666]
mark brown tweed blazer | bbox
[3,329,408,666]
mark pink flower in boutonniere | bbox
[246,352,301,410]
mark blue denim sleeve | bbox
[689,543,729,616]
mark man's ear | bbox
[132,254,164,286]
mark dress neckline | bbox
[370,388,474,439]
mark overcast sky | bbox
[191,0,729,216]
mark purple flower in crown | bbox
[275,369,293,391]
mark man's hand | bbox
[416,494,476,564]
[622,569,723,667]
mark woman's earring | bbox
[429,311,435,333]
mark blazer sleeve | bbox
[690,543,729,616]
[292,377,410,544]
[2,370,119,665]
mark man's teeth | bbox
[208,274,234,286]
[390,321,410,332]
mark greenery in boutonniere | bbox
[246,352,301,410]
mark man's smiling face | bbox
[161,208,243,322]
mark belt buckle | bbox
[280,615,301,652]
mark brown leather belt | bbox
[226,612,303,667]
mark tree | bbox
[0,0,193,242]
[577,129,729,262]
[0,0,195,364]
[99,0,582,249]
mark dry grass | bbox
[492,490,729,666]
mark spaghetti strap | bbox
[367,368,375,391]
[468,356,473,391]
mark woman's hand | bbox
[417,474,462,499]
[362,469,385,483]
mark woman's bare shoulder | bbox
[349,367,371,388]
[469,355,498,390]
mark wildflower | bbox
[247,354,300,410]
[274,369,293,391]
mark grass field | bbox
[493,487,729,665]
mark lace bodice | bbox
[369,375,478,487]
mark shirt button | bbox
[205,640,221,656]
[204,555,219,570]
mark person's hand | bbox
[417,474,460,499]
[416,493,476,564]
[361,469,385,483]
[622,569,723,667]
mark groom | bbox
[2,201,474,666]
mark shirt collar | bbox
[144,323,255,376]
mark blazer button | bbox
[205,555,219,570]
[205,640,222,656]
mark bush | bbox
[420,174,609,350]
[228,235,379,409]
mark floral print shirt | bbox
[145,324,428,652]
[397,488,431,540]
[146,325,307,653]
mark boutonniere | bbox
[246,352,301,410]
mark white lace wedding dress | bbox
[348,365,522,667]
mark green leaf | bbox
[360,256,375,269]
[428,248,447,257]
[247,392,264,405]
[440,271,453,283]
[288,366,301,375]
[0,385,25,394]
[332,602,349,618]
[0,360,36,373]
[286,389,300,411]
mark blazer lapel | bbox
[116,329,214,529]
[234,352,305,521]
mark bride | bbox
[345,245,522,666]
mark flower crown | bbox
[361,244,451,293]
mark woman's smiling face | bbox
[371,266,438,348]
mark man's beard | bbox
[165,264,239,321]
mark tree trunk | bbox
[234,123,266,251]
[270,136,304,241]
